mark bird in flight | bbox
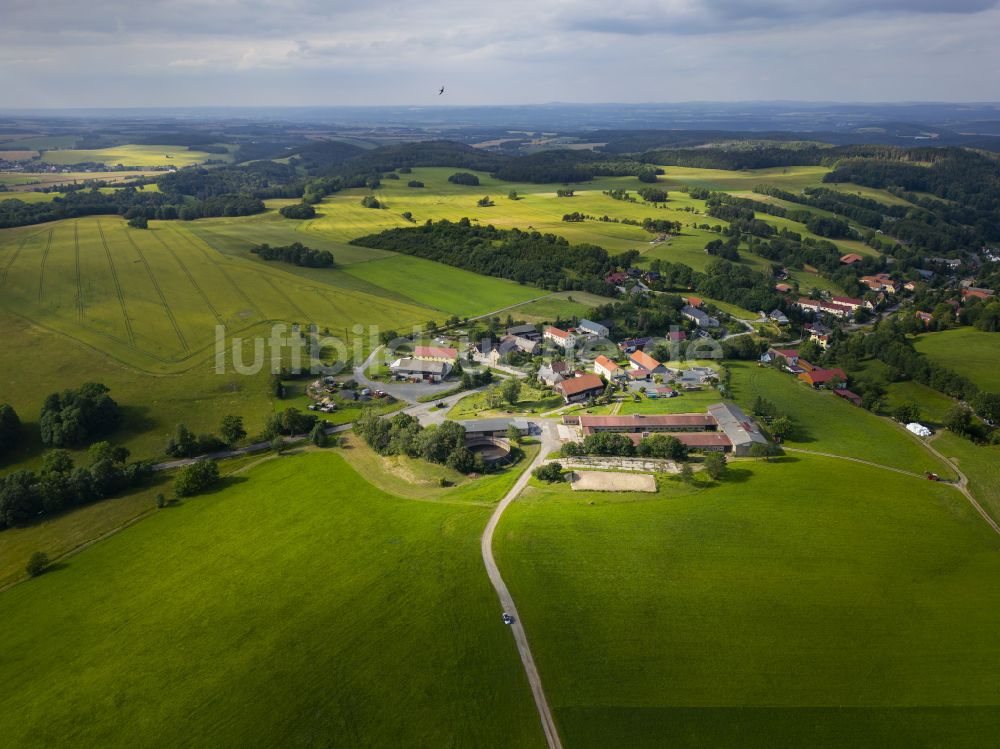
[438,86,445,95]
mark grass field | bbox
[502,290,617,323]
[496,454,1000,747]
[932,432,1000,523]
[728,362,951,476]
[913,328,1000,392]
[39,144,230,167]
[0,451,545,747]
[447,382,563,420]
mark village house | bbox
[769,309,790,325]
[962,287,995,302]
[831,296,865,312]
[840,253,864,265]
[412,345,458,362]
[605,271,630,286]
[760,348,799,367]
[618,336,652,354]
[859,274,899,294]
[681,305,719,328]
[594,354,625,381]
[796,297,852,319]
[804,322,831,349]
[554,373,606,403]
[798,367,848,388]
[543,326,575,348]
[628,350,665,374]
[682,296,703,308]
[774,282,794,293]
[499,334,539,356]
[537,364,565,387]
[915,310,933,327]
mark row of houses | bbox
[566,402,768,456]
[760,347,852,390]
[795,295,866,319]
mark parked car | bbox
[502,613,514,625]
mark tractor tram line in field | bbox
[96,219,136,347]
[169,224,264,320]
[150,228,226,329]
[74,221,85,320]
[0,234,30,286]
[37,228,53,303]
[122,228,190,354]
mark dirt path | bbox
[921,433,1000,536]
[480,422,564,749]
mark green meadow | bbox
[728,362,951,476]
[496,454,1000,748]
[913,328,1000,392]
[0,451,544,748]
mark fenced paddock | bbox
[569,471,657,493]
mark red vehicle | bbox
[926,472,940,481]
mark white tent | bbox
[906,422,932,438]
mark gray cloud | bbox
[1,0,998,107]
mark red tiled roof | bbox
[594,355,621,372]
[800,368,847,385]
[557,374,605,397]
[580,413,716,430]
[840,253,864,264]
[544,326,571,339]
[629,350,661,370]
[413,345,457,360]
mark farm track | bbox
[150,229,225,329]
[37,228,52,302]
[169,225,264,320]
[74,222,84,319]
[96,219,136,347]
[124,228,189,353]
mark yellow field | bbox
[40,144,230,168]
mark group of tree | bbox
[39,383,121,448]
[353,411,490,474]
[360,195,382,209]
[279,202,317,219]
[448,172,481,186]
[166,415,246,459]
[0,442,151,529]
[250,242,334,267]
[351,218,636,295]
[561,431,689,460]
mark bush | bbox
[127,216,148,229]
[703,451,727,480]
[533,462,565,483]
[407,180,424,188]
[25,551,49,577]
[279,202,317,219]
[361,195,382,209]
[448,172,480,186]
[174,459,220,497]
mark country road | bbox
[480,421,564,749]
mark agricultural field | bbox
[0,171,159,190]
[503,290,616,323]
[39,144,231,167]
[0,451,545,748]
[728,362,951,476]
[0,216,437,373]
[496,454,1000,748]
[913,328,1000,392]
[932,432,1000,523]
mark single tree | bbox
[219,415,246,446]
[25,551,49,578]
[703,451,727,480]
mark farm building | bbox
[412,345,458,362]
[389,358,452,382]
[505,324,540,341]
[834,389,863,407]
[760,348,799,366]
[554,373,606,403]
[579,413,718,435]
[706,403,770,456]
[459,418,531,439]
[840,253,864,265]
[577,319,610,338]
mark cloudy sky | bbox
[3,0,999,108]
